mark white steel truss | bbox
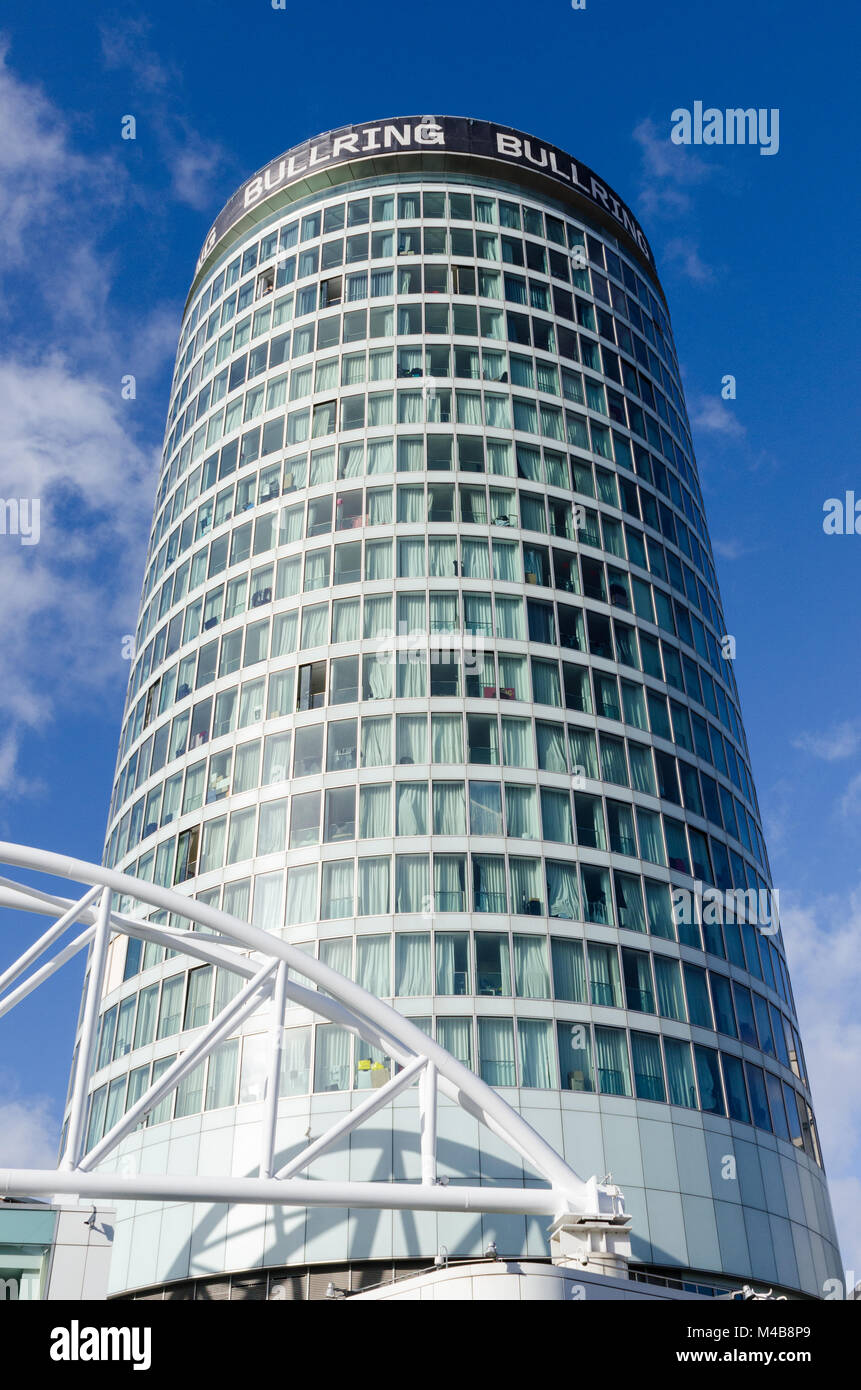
[0,841,630,1237]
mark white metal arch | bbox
[0,840,630,1234]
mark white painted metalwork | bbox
[0,841,631,1237]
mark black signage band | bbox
[192,116,656,291]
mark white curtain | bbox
[495,595,524,639]
[430,594,457,632]
[505,784,538,839]
[491,542,518,583]
[397,651,427,698]
[397,537,425,577]
[339,442,364,477]
[551,937,586,1000]
[434,933,468,995]
[509,857,542,914]
[332,598,359,643]
[629,744,656,794]
[432,714,463,763]
[468,782,502,835]
[394,934,430,995]
[320,937,352,977]
[285,865,317,924]
[321,860,354,919]
[309,447,335,485]
[433,782,465,835]
[396,782,427,835]
[279,1027,311,1097]
[484,394,510,429]
[478,1018,516,1087]
[434,855,466,911]
[464,594,492,635]
[271,615,297,659]
[367,438,393,474]
[279,506,303,543]
[361,716,391,767]
[502,718,532,767]
[541,788,574,843]
[536,723,567,772]
[363,594,392,638]
[262,733,291,784]
[395,855,428,913]
[252,871,283,930]
[368,489,392,525]
[205,1039,239,1109]
[227,808,256,863]
[358,857,390,914]
[356,935,390,995]
[456,391,482,425]
[518,1018,554,1088]
[397,438,423,472]
[398,391,423,424]
[359,784,391,838]
[655,956,686,1020]
[397,715,427,764]
[595,1026,631,1096]
[568,728,598,779]
[514,935,550,997]
[301,603,328,648]
[636,809,666,864]
[472,854,506,913]
[429,537,457,577]
[487,439,513,475]
[461,539,490,579]
[498,655,528,700]
[398,591,426,628]
[314,1025,351,1092]
[364,653,393,699]
[532,659,561,707]
[199,817,226,873]
[436,1016,471,1067]
[546,861,580,921]
[615,871,646,933]
[397,489,424,524]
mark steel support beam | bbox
[0,1168,564,1217]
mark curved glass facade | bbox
[73,122,840,1298]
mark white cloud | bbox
[0,37,122,272]
[98,17,228,212]
[632,117,712,219]
[690,395,745,437]
[0,1092,58,1167]
[662,237,716,286]
[711,537,751,561]
[99,16,173,93]
[0,46,166,793]
[793,721,861,763]
[782,889,861,1282]
[0,356,156,787]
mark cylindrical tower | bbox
[75,117,840,1299]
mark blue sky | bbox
[0,0,859,1287]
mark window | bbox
[478,1018,516,1087]
[631,1032,665,1101]
[622,949,655,1013]
[588,942,621,1006]
[557,1021,594,1092]
[475,933,511,995]
[290,791,320,848]
[595,1027,631,1095]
